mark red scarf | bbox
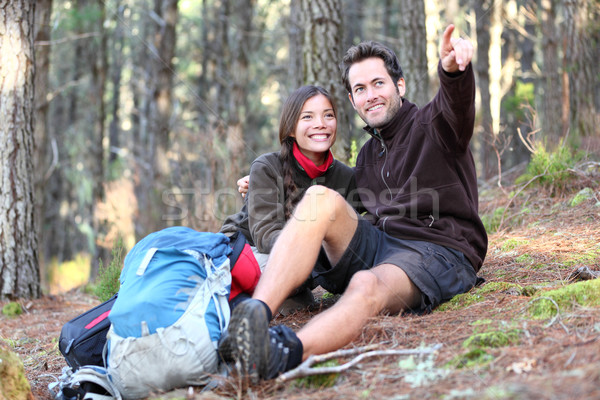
[292,141,334,179]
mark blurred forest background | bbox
[0,0,598,299]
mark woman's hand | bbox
[237,175,250,197]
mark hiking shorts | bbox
[310,217,478,313]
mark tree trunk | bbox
[33,0,53,285]
[300,0,351,161]
[89,1,109,279]
[563,0,599,138]
[224,0,255,208]
[0,0,40,299]
[510,0,536,167]
[109,2,125,164]
[398,0,430,107]
[288,0,304,90]
[151,0,178,179]
[474,0,494,179]
[539,0,564,147]
[133,0,179,238]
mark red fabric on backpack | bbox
[229,243,261,300]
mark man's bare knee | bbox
[344,271,382,314]
[345,267,420,315]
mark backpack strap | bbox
[228,231,248,271]
[49,365,122,400]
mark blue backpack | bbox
[106,227,232,399]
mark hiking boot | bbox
[218,299,303,381]
[218,299,270,381]
[264,325,303,379]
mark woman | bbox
[221,86,360,311]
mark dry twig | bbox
[276,343,443,382]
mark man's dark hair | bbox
[340,41,404,93]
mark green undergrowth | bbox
[447,324,521,369]
[436,281,527,312]
[528,279,600,319]
[462,329,521,349]
[0,345,32,400]
[1,302,23,318]
[292,360,339,389]
[93,236,126,302]
[570,187,596,207]
[515,144,583,191]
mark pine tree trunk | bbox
[300,0,352,161]
[563,0,599,138]
[133,0,179,238]
[0,0,40,299]
[109,2,125,164]
[33,0,53,273]
[398,0,430,107]
[474,0,494,179]
[539,0,564,146]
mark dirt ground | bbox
[2,177,600,400]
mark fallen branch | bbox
[276,343,443,383]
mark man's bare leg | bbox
[296,264,421,358]
[252,185,358,314]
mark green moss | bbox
[562,249,600,267]
[521,285,540,297]
[0,346,32,400]
[500,238,530,252]
[462,330,521,349]
[476,282,523,296]
[446,348,494,369]
[470,319,493,326]
[515,254,534,264]
[292,360,339,388]
[2,302,23,318]
[436,292,484,312]
[529,279,600,319]
[570,187,595,207]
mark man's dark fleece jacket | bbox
[354,62,487,271]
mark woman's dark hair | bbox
[279,85,337,219]
[340,41,403,94]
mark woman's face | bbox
[291,94,337,165]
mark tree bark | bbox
[0,0,40,299]
[539,0,564,147]
[109,2,125,164]
[474,0,494,179]
[300,0,351,161]
[563,0,599,138]
[398,0,430,107]
[33,0,53,275]
[133,0,179,238]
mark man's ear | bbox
[397,78,406,97]
[348,92,356,109]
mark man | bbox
[218,24,487,381]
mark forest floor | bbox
[2,164,600,400]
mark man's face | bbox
[347,57,405,129]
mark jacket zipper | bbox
[371,129,393,225]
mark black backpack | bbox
[58,293,117,370]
